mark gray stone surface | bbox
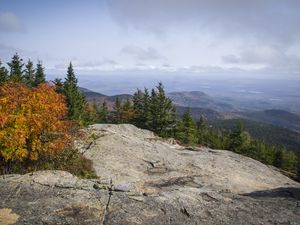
[1,124,300,225]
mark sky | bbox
[1,0,300,79]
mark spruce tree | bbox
[53,78,64,94]
[273,149,284,169]
[176,109,197,144]
[197,115,207,145]
[63,62,85,123]
[24,60,35,87]
[97,101,109,123]
[34,60,46,86]
[0,60,8,85]
[148,82,176,137]
[229,121,251,153]
[142,88,151,129]
[296,153,300,181]
[113,97,122,124]
[132,89,144,127]
[7,53,24,82]
[132,88,151,128]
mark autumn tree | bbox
[7,53,24,82]
[0,82,71,167]
[121,98,134,123]
[83,102,97,124]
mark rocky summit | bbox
[1,124,300,225]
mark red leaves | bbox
[0,82,72,161]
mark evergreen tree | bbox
[34,60,46,86]
[197,115,207,145]
[296,153,300,181]
[97,101,109,123]
[148,82,176,137]
[273,149,284,169]
[229,121,251,153]
[142,88,151,128]
[7,53,24,82]
[53,78,64,94]
[113,97,122,124]
[63,62,85,123]
[132,89,145,127]
[0,60,8,85]
[24,60,35,87]
[132,88,152,129]
[176,109,197,145]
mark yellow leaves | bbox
[0,82,72,162]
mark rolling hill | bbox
[238,110,300,133]
[211,119,300,152]
[167,91,235,112]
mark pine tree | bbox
[63,62,85,123]
[176,109,197,145]
[53,78,64,94]
[148,82,176,137]
[7,53,24,82]
[0,60,8,85]
[142,88,151,129]
[97,101,109,123]
[34,60,46,86]
[132,88,151,128]
[197,115,207,145]
[296,153,300,181]
[24,60,35,87]
[229,121,251,153]
[132,89,144,127]
[273,149,284,169]
[113,97,122,124]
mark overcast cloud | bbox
[0,0,299,77]
[106,0,300,74]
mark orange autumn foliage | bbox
[0,82,71,161]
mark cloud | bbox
[222,47,300,73]
[222,47,281,65]
[0,12,25,33]
[107,0,300,46]
[121,45,163,61]
[55,58,120,71]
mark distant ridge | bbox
[80,87,132,109]
[239,109,300,133]
[80,87,300,133]
[167,91,234,112]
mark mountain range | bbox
[81,87,300,131]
